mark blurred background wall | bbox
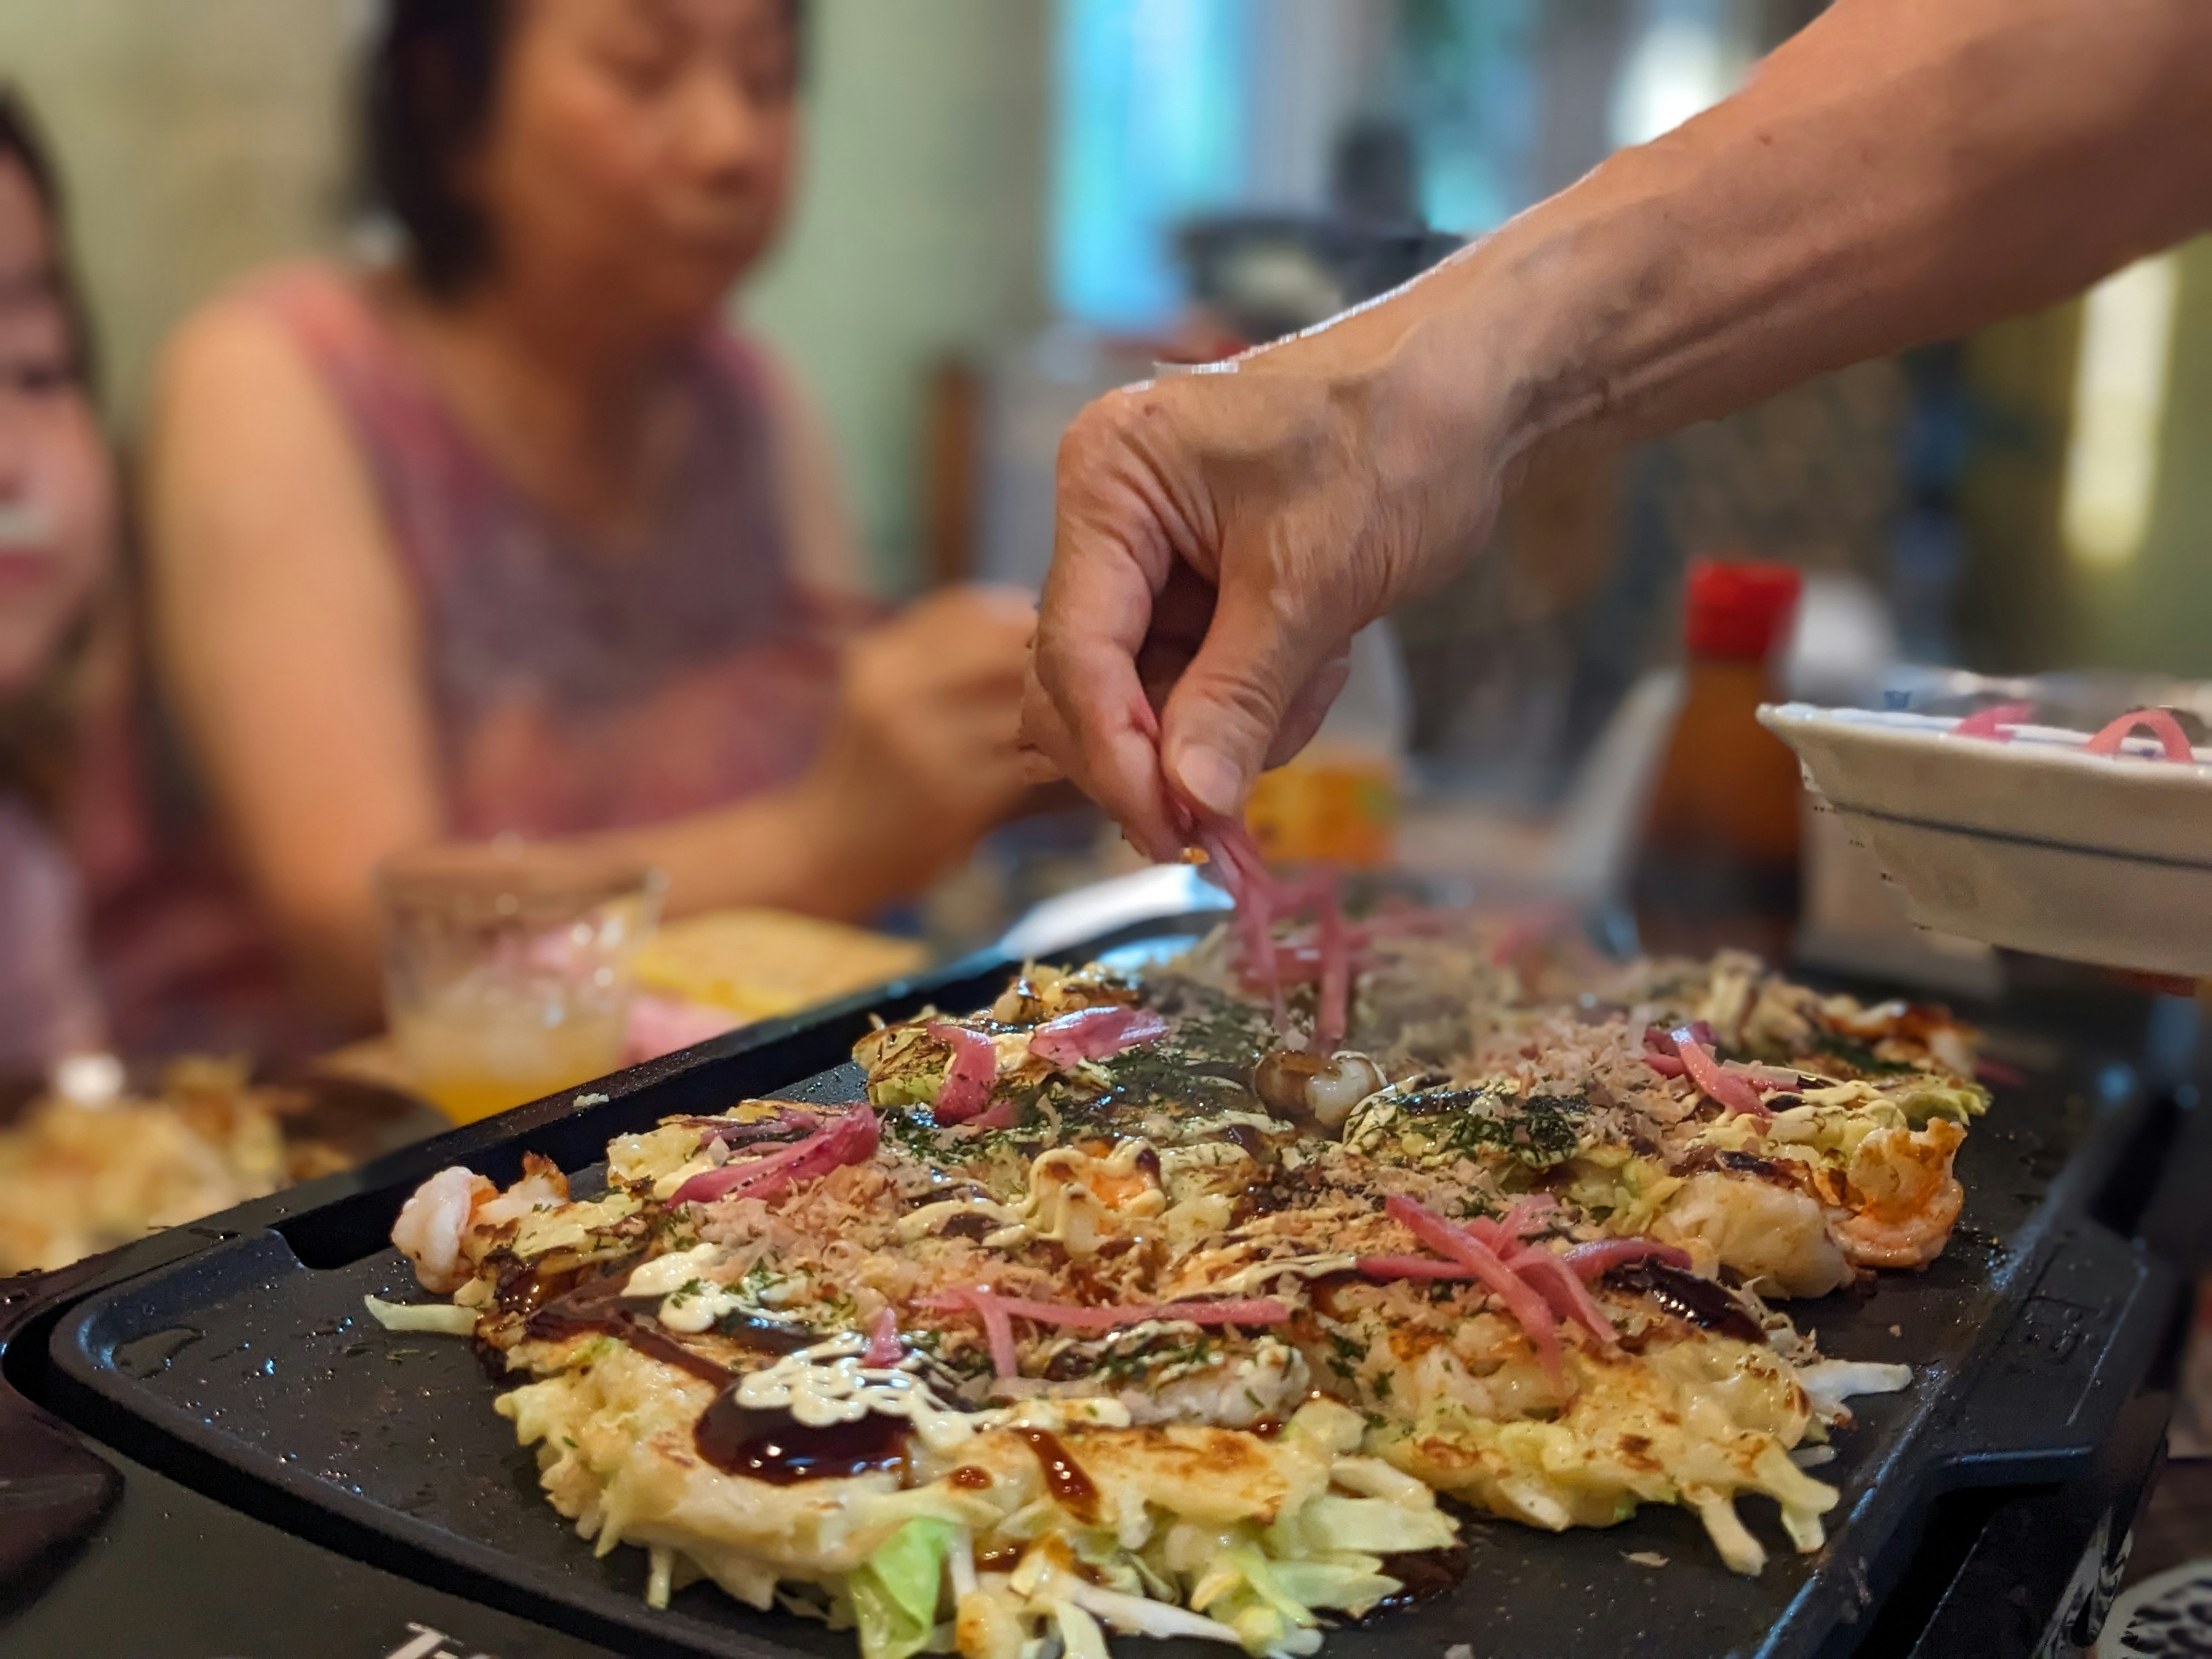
[0,0,355,422]
[2063,242,2212,679]
[1,0,2207,692]
[744,0,1050,589]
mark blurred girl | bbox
[0,90,116,1074]
[147,0,1035,1021]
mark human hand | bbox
[1021,314,1514,861]
[800,584,1037,896]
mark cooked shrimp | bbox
[1654,1171,1852,1298]
[393,1166,494,1291]
[1834,1120,1964,1270]
[471,1153,569,1230]
[392,1155,570,1292]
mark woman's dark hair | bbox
[366,0,513,298]
[0,86,94,391]
[0,86,102,817]
[365,0,806,299]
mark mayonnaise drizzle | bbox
[1195,1253,1360,1297]
[658,1281,753,1335]
[619,1243,757,1334]
[897,1195,1020,1243]
[733,1336,1135,1452]
[736,1336,978,1452]
[624,1243,719,1299]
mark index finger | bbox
[1030,532,1181,859]
[1029,404,1192,859]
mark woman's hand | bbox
[796,584,1037,902]
[1022,321,1516,861]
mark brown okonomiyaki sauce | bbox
[525,1271,818,1388]
[528,1301,736,1387]
[1305,1271,1361,1319]
[1017,1428,1100,1524]
[1344,1544,1470,1623]
[498,1250,645,1321]
[1216,1122,1274,1162]
[1602,1259,1765,1343]
[694,1392,909,1483]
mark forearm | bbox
[1302,0,2212,493]
[579,782,907,930]
[1510,0,2212,447]
[283,785,896,1026]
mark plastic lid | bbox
[1684,557,1802,660]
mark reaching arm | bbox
[146,303,446,1018]
[147,303,1033,1023]
[1025,0,2212,858]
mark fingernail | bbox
[1174,744,1244,818]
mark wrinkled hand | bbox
[1022,334,1509,859]
[804,585,1036,894]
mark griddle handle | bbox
[0,1267,123,1584]
[1930,1221,2177,1489]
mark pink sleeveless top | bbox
[245,264,860,839]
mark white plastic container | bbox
[1760,702,2212,977]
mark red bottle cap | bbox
[1683,557,1801,660]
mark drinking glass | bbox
[377,842,665,1123]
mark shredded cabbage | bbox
[1271,1492,1456,1558]
[1052,1578,1240,1646]
[362,1295,478,1336]
[1050,1600,1111,1659]
[1895,1081,1988,1125]
[851,1518,957,1659]
[1268,1559,1400,1616]
[1797,1359,1912,1418]
[1190,1545,1332,1656]
[646,1545,676,1611]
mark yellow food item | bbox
[0,1057,322,1274]
[634,909,930,1022]
[1376,1332,1834,1575]
[1243,755,1397,869]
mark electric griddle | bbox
[0,929,2200,1659]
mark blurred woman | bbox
[0,92,112,1073]
[147,0,1034,1022]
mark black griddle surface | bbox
[36,948,2177,1659]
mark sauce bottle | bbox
[1631,558,1804,962]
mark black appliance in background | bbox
[0,931,2203,1659]
[1176,119,1461,348]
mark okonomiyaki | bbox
[376,870,1990,1658]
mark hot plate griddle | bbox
[33,932,2181,1659]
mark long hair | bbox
[0,86,104,820]
[0,89,93,393]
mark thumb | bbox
[1266,647,1354,771]
[1157,578,1342,820]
